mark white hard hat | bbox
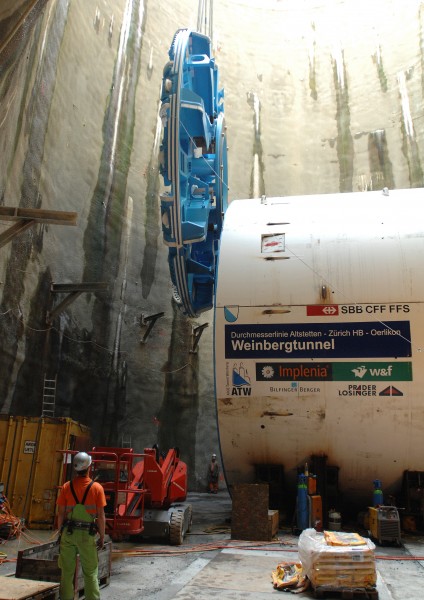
[212,453,217,458]
[73,452,92,472]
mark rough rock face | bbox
[0,0,215,490]
[1,0,423,491]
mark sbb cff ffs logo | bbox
[341,305,410,314]
[307,306,339,316]
[307,304,410,316]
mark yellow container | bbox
[0,416,91,528]
[368,506,379,539]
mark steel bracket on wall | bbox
[140,312,165,343]
[0,207,77,249]
[46,282,108,324]
[190,323,209,353]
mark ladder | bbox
[121,434,132,448]
[42,375,57,417]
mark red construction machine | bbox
[60,446,192,545]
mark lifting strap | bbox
[65,480,97,536]
[70,479,94,506]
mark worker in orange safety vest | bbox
[56,452,106,600]
[207,453,220,494]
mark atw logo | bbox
[231,363,252,396]
[231,387,252,396]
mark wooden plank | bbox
[51,283,109,293]
[0,221,34,249]
[0,207,77,226]
[313,585,379,600]
[16,557,60,581]
[0,576,59,600]
[17,541,58,560]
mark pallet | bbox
[0,576,59,600]
[313,585,379,599]
[15,540,111,599]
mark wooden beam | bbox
[0,220,35,249]
[51,282,109,293]
[47,282,109,323]
[0,207,77,225]
[47,291,83,324]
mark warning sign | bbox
[24,440,36,454]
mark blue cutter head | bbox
[159,29,228,317]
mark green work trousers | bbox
[59,525,100,600]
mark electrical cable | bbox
[0,550,13,566]
[111,538,286,557]
[285,243,413,346]
[0,498,24,541]
[0,494,58,550]
[0,306,196,374]
[110,533,424,562]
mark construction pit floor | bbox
[1,491,424,600]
